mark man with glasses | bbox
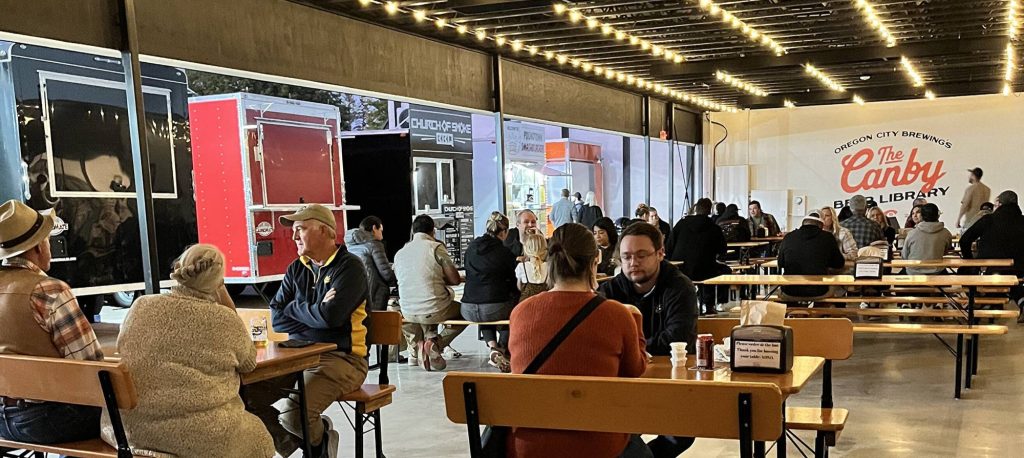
[597,222,699,458]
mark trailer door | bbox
[257,121,336,206]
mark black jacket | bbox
[656,219,673,254]
[961,203,1024,274]
[462,234,518,304]
[579,204,604,229]
[271,246,369,355]
[668,215,727,281]
[504,228,524,258]
[344,228,396,311]
[777,225,846,297]
[598,260,699,356]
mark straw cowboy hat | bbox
[0,200,55,260]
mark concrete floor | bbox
[94,299,1024,458]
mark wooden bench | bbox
[787,307,1019,320]
[443,372,784,458]
[0,355,137,458]
[441,320,511,327]
[765,296,1008,306]
[699,317,853,458]
[336,310,402,458]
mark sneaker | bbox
[422,338,447,371]
[488,349,511,373]
[443,345,463,359]
[319,416,339,458]
[859,302,870,310]
[407,351,419,366]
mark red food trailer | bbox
[188,93,355,292]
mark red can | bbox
[696,334,713,369]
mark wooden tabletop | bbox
[701,274,1020,287]
[760,258,1013,269]
[751,236,785,243]
[642,355,824,395]
[242,342,337,384]
[728,241,769,248]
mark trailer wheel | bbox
[81,296,105,323]
[113,290,140,308]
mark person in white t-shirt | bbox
[515,232,550,303]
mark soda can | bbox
[696,333,713,369]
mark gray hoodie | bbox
[901,221,953,274]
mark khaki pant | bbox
[398,299,466,355]
[245,351,368,456]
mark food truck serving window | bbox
[413,158,453,214]
[39,72,177,199]
[257,121,337,206]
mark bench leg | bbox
[965,337,973,389]
[954,334,963,399]
[374,410,384,458]
[776,401,787,458]
[814,432,826,458]
[972,335,980,376]
[754,441,766,458]
[355,403,366,458]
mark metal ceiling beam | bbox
[738,79,1010,108]
[650,37,1008,77]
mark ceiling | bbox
[296,0,1020,111]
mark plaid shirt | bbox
[1,258,104,361]
[840,215,885,249]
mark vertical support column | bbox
[492,55,507,214]
[118,0,160,294]
[621,136,631,216]
[642,95,651,204]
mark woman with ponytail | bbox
[507,223,650,457]
[461,211,518,372]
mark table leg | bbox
[297,372,312,457]
[973,335,980,376]
[776,400,787,458]
[754,441,766,458]
[954,334,963,399]
[967,286,976,325]
[964,337,973,389]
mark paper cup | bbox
[670,342,688,353]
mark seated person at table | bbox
[592,217,619,276]
[461,212,518,373]
[904,198,928,228]
[840,195,885,249]
[345,215,397,312]
[961,201,994,234]
[777,213,846,301]
[820,206,858,261]
[668,198,728,313]
[716,203,751,243]
[394,214,466,371]
[644,206,673,252]
[509,223,650,458]
[504,209,538,259]
[960,190,1024,320]
[114,244,273,457]
[250,204,369,458]
[747,200,781,238]
[868,206,897,245]
[0,201,104,446]
[902,204,953,275]
[598,222,699,457]
[517,231,551,303]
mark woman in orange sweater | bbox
[508,223,650,458]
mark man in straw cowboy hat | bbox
[0,200,105,446]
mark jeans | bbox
[0,401,100,445]
[244,351,368,457]
[647,435,695,458]
[461,301,515,349]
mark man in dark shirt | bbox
[598,222,698,458]
[249,204,369,458]
[778,212,846,301]
[960,190,1024,320]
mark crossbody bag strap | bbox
[523,294,606,375]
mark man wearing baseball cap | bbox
[777,212,846,301]
[247,204,368,458]
[957,167,991,228]
[0,200,104,445]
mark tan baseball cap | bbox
[279,204,337,231]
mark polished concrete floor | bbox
[94,299,1024,458]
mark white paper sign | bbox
[733,341,782,368]
[855,261,882,278]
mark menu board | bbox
[441,204,475,268]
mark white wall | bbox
[706,93,1024,230]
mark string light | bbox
[412,9,427,21]
[715,70,769,97]
[899,56,925,87]
[358,0,371,6]
[528,45,539,56]
[783,99,796,109]
[475,29,486,41]
[435,18,447,29]
[552,3,686,63]
[457,24,468,34]
[1004,83,1013,96]
[924,90,936,100]
[852,94,866,105]
[384,1,399,14]
[511,40,523,52]
[1011,0,1020,41]
[696,1,786,55]
[495,35,507,47]
[804,64,846,92]
[854,0,897,47]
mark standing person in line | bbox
[957,167,991,229]
[592,217,619,277]
[114,244,274,458]
[516,232,550,303]
[579,191,605,229]
[393,214,466,371]
[840,195,884,249]
[549,188,574,229]
[504,209,538,259]
[344,215,396,312]
[668,198,728,313]
[746,200,781,238]
[0,201,105,447]
[819,207,858,261]
[599,222,698,457]
[252,204,370,457]
[868,207,897,245]
[904,198,928,228]
[902,204,953,275]
[960,191,1024,321]
[571,192,584,223]
[461,212,518,373]
[508,223,650,458]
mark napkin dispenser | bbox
[729,325,793,374]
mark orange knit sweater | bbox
[507,291,647,458]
